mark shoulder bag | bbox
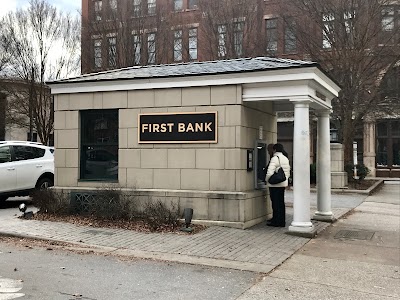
[268,156,286,184]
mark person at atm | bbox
[265,143,291,227]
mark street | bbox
[0,237,258,300]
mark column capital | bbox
[289,96,312,105]
[315,109,331,118]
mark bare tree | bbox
[280,0,400,163]
[81,0,174,73]
[0,0,80,145]
[197,0,264,60]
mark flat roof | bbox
[48,57,318,84]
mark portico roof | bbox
[50,57,318,83]
[48,57,340,109]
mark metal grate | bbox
[334,230,375,240]
[71,193,97,213]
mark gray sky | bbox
[0,0,81,17]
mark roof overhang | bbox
[49,66,339,111]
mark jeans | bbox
[269,187,286,225]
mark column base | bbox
[287,224,317,238]
[312,211,336,223]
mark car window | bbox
[13,146,45,161]
[0,146,12,163]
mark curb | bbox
[0,230,274,273]
[310,179,384,196]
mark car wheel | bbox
[36,178,54,189]
[0,196,8,207]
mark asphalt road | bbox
[0,236,259,300]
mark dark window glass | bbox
[13,146,45,161]
[392,121,400,136]
[81,110,118,180]
[266,18,278,55]
[0,146,11,163]
[27,132,38,142]
[377,122,388,136]
[376,138,388,167]
[188,0,198,9]
[284,18,297,53]
[393,139,400,166]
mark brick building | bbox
[80,0,400,177]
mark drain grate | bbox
[82,230,115,236]
[334,230,374,240]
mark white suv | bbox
[0,141,54,203]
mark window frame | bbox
[173,29,183,62]
[266,18,278,55]
[147,0,156,15]
[94,39,103,69]
[284,17,297,54]
[234,21,244,57]
[133,34,141,65]
[147,32,156,64]
[217,24,227,58]
[108,36,117,68]
[188,28,198,61]
[80,109,119,181]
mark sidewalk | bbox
[237,181,400,299]
[0,187,379,274]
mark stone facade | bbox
[54,85,276,228]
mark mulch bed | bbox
[32,212,207,234]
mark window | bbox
[344,11,355,34]
[94,39,102,68]
[217,24,227,58]
[234,21,244,57]
[13,146,45,161]
[27,132,38,142]
[173,30,183,61]
[322,13,334,49]
[147,32,156,64]
[0,146,11,163]
[94,0,102,21]
[174,0,183,11]
[284,18,296,53]
[80,110,118,180]
[382,7,395,31]
[148,0,156,15]
[266,18,278,55]
[109,0,117,11]
[108,37,117,68]
[133,34,141,65]
[188,0,198,9]
[377,120,400,168]
[133,0,141,17]
[189,28,198,60]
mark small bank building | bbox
[49,57,340,237]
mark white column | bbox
[313,110,335,222]
[288,100,315,236]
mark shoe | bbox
[266,222,285,227]
[266,219,275,226]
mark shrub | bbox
[31,189,70,215]
[344,164,370,181]
[142,200,181,231]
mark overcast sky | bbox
[0,0,81,17]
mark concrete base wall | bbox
[54,187,269,229]
[330,143,348,188]
[331,172,348,189]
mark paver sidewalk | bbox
[0,190,366,273]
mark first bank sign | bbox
[138,112,217,143]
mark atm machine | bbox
[254,140,267,190]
